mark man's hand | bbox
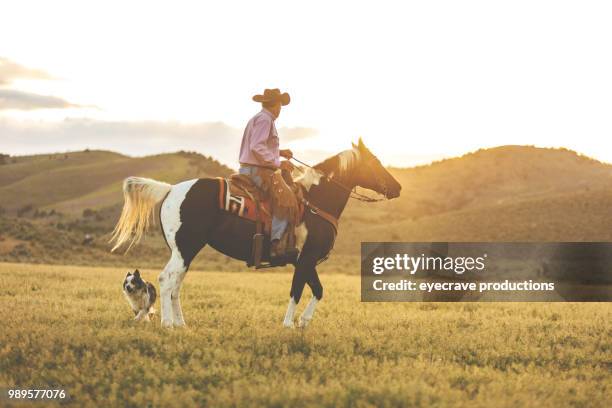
[280,149,293,159]
[280,160,295,172]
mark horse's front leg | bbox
[283,297,298,328]
[284,257,316,328]
[299,267,322,328]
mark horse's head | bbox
[349,138,401,199]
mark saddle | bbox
[217,175,273,235]
[217,170,305,268]
[217,167,338,269]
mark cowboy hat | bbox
[252,88,290,106]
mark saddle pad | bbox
[217,178,272,233]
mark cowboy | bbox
[239,88,296,262]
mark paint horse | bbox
[110,138,401,328]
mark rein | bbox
[290,154,388,266]
[290,156,388,203]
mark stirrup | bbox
[270,248,299,267]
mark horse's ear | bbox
[351,141,357,149]
[134,269,140,277]
[358,137,366,150]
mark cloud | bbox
[0,116,326,168]
[278,126,318,141]
[0,118,243,167]
[0,118,322,167]
[0,57,85,111]
[0,89,80,111]
[0,57,54,85]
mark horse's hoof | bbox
[283,321,295,329]
[161,319,174,328]
[298,317,311,328]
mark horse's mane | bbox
[315,148,361,176]
[293,148,361,190]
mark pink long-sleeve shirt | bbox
[239,109,280,169]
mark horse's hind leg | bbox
[169,229,208,327]
[170,249,198,327]
[158,177,216,328]
[171,272,187,327]
[159,250,186,328]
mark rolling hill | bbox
[376,145,611,218]
[0,145,611,269]
[0,150,233,214]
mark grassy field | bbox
[0,263,610,407]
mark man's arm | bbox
[250,116,279,167]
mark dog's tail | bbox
[110,177,172,253]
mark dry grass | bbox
[1,262,610,407]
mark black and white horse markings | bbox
[110,139,401,328]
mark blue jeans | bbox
[239,165,288,241]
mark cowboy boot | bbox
[270,231,299,266]
[284,228,299,265]
[270,239,288,266]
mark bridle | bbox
[290,156,389,203]
[289,154,390,266]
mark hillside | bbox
[0,145,611,270]
[334,146,612,254]
[348,145,612,219]
[0,150,233,214]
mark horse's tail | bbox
[110,177,172,253]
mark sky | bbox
[1,0,611,168]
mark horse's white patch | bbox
[293,148,359,192]
[299,296,319,328]
[294,167,322,191]
[295,224,308,250]
[337,148,360,173]
[158,179,196,328]
[160,179,198,250]
[283,297,298,328]
[159,250,187,328]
